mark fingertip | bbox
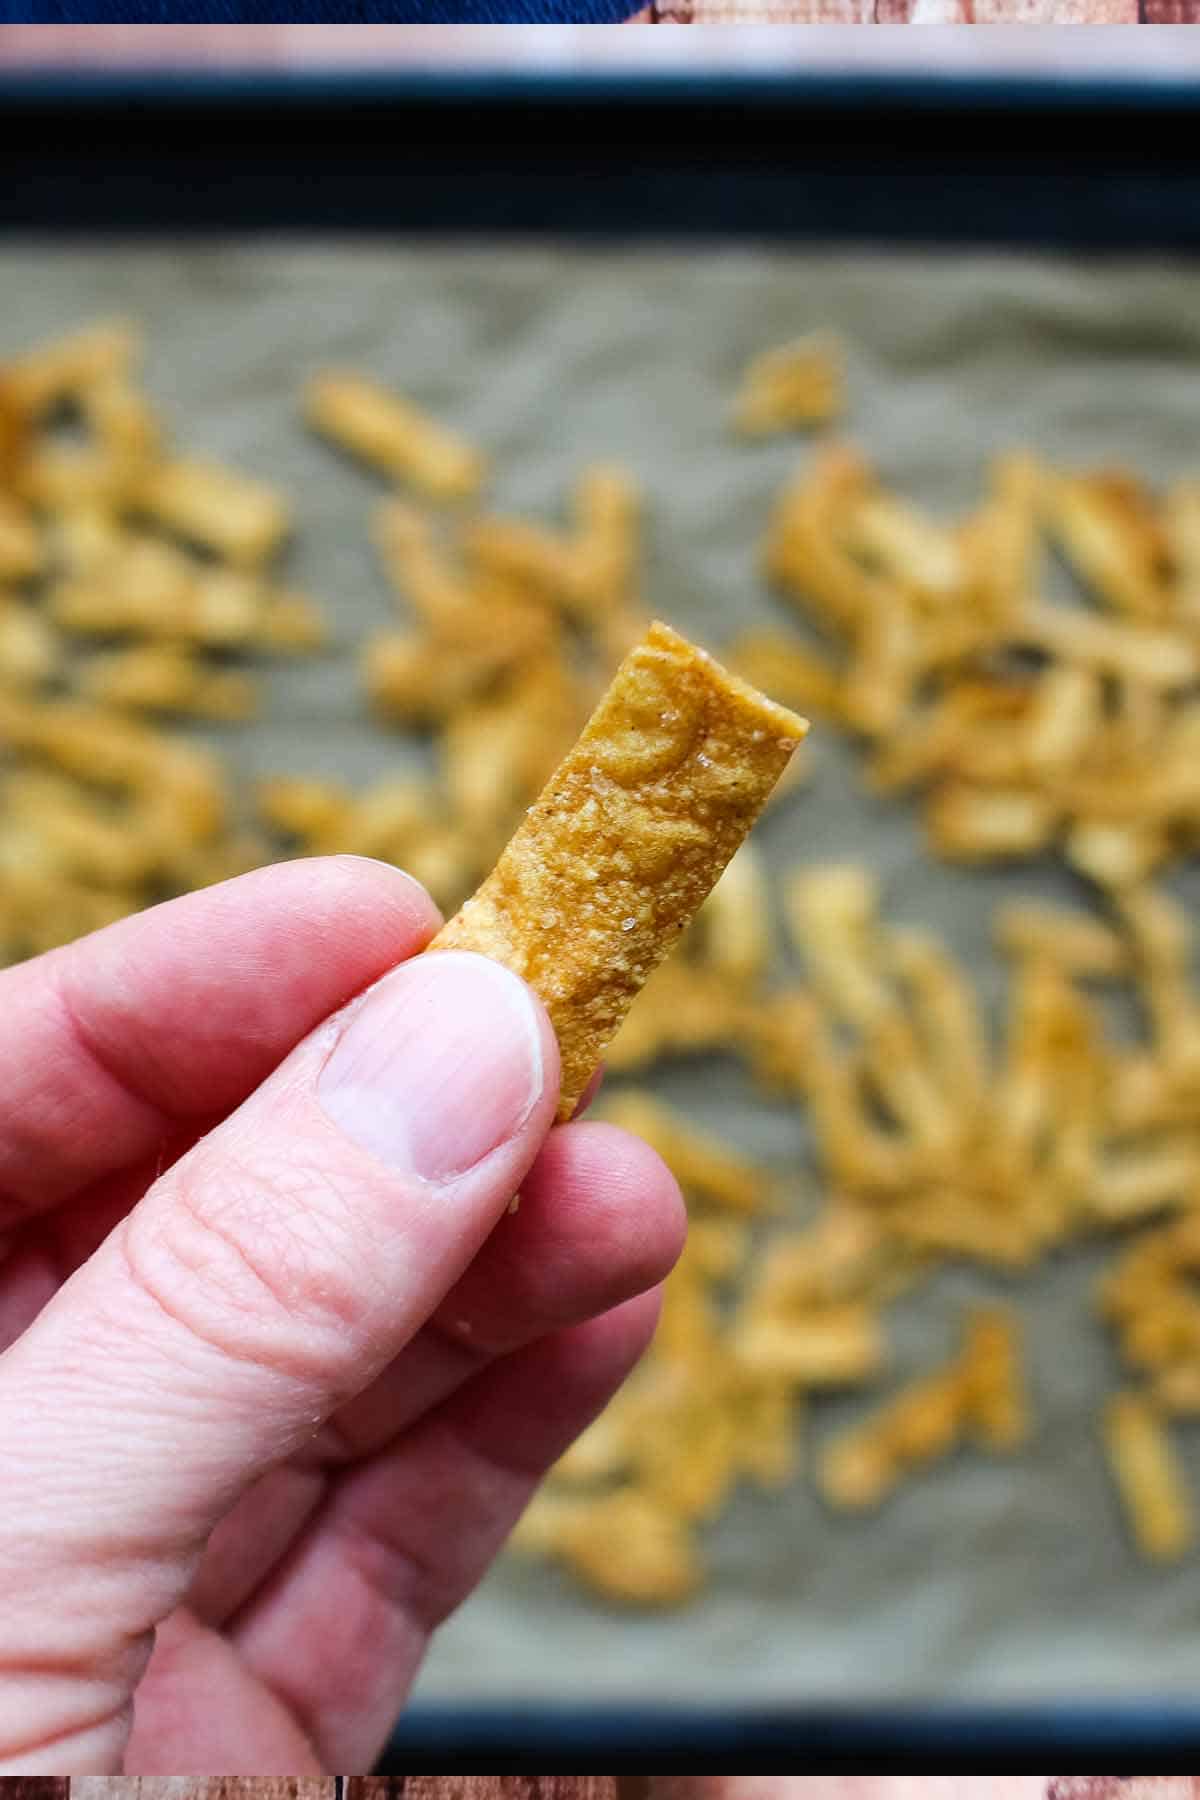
[425,1117,684,1358]
[602,1117,689,1282]
[44,853,450,1133]
[314,853,444,939]
[532,1118,688,1289]
[604,1282,666,1362]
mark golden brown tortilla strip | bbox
[429,620,808,1118]
[304,370,484,501]
[4,318,139,418]
[135,456,290,567]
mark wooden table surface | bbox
[1,18,1200,57]
[1,1778,1176,1796]
[11,1780,1166,1798]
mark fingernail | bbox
[318,951,544,1182]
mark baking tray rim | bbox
[3,65,1200,108]
[386,1699,1200,1764]
[7,64,1200,1758]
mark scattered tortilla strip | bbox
[1042,470,1169,624]
[1166,479,1200,621]
[135,456,290,566]
[363,600,555,725]
[0,493,41,582]
[0,606,57,688]
[732,332,843,437]
[305,369,484,500]
[572,463,641,619]
[994,901,1128,978]
[605,958,751,1072]
[1104,1390,1195,1561]
[727,628,845,718]
[683,843,772,986]
[80,644,258,721]
[514,1488,702,1608]
[16,309,1200,1611]
[465,514,591,616]
[960,1306,1029,1451]
[428,620,807,1117]
[736,1299,885,1387]
[372,498,476,622]
[818,1307,1025,1512]
[1018,604,1198,689]
[3,317,138,416]
[844,490,965,605]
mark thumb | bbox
[0,948,558,1773]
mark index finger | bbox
[0,854,439,1228]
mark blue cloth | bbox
[5,0,637,17]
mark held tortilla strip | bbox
[428,619,808,1118]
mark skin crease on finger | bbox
[0,1112,685,1640]
[123,1297,664,1774]
[186,1119,685,1628]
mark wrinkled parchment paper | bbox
[5,244,1200,1707]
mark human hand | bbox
[0,857,685,1774]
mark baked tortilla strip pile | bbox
[429,619,808,1118]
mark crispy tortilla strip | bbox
[732,332,843,437]
[4,318,139,417]
[305,369,484,501]
[0,494,41,582]
[429,620,807,1117]
[80,644,258,721]
[1104,1389,1195,1561]
[135,456,290,567]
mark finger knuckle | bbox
[121,1146,372,1389]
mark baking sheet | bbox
[5,242,1200,1708]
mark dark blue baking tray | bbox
[1,69,1200,249]
[5,67,1200,1767]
